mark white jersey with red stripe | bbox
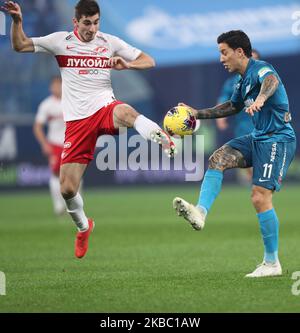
[35,95,65,146]
[31,31,142,121]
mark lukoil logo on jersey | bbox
[56,55,111,69]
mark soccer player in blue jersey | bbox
[216,49,260,184]
[216,49,260,137]
[173,30,296,278]
[216,50,260,183]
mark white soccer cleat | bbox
[173,197,206,231]
[245,261,282,278]
[150,129,177,158]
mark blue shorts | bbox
[226,135,296,191]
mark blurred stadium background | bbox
[1,0,300,313]
[1,0,300,189]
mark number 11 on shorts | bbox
[263,163,273,179]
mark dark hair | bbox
[75,0,100,21]
[217,30,252,58]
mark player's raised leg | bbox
[113,103,176,157]
[60,163,94,259]
[173,197,206,230]
[174,144,247,230]
[197,145,248,214]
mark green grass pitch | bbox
[0,185,299,313]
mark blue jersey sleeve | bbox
[257,65,276,84]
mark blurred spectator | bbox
[33,76,66,216]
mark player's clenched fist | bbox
[108,57,131,70]
[2,1,22,22]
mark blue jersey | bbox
[231,58,295,142]
[218,74,254,137]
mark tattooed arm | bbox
[178,101,242,120]
[245,74,279,116]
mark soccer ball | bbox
[163,105,197,137]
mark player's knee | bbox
[60,180,77,200]
[61,188,76,200]
[251,192,260,207]
[251,190,266,209]
[117,105,135,120]
[208,150,225,171]
[115,104,139,127]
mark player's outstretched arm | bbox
[109,52,155,71]
[128,52,155,70]
[245,74,279,116]
[178,101,242,120]
[2,1,34,52]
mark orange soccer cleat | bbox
[75,218,95,259]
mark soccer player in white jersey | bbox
[4,0,176,259]
[33,76,66,216]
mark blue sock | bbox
[257,208,279,263]
[197,169,223,214]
